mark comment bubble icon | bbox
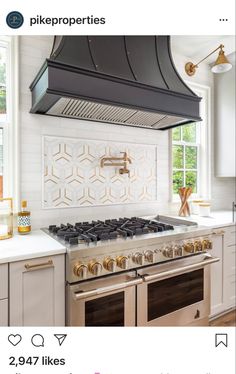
[31,334,44,347]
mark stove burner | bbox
[48,217,174,246]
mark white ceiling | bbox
[171,36,235,63]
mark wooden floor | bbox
[210,309,236,327]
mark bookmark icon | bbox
[54,334,67,346]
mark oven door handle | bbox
[73,277,143,300]
[143,256,220,282]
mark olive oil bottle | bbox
[18,200,31,234]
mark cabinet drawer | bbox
[0,264,8,300]
[0,299,8,326]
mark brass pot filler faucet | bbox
[100,152,132,175]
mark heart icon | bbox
[8,334,22,346]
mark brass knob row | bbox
[183,239,212,253]
[74,238,213,277]
[161,239,212,258]
[74,256,129,278]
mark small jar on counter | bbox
[191,199,204,215]
[199,203,211,217]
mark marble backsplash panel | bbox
[43,136,158,208]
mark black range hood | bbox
[30,36,202,130]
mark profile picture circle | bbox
[6,11,24,29]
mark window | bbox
[171,84,211,200]
[0,36,19,204]
[0,42,6,198]
[172,123,200,196]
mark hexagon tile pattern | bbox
[43,136,157,208]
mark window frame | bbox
[0,36,19,209]
[172,126,200,197]
[169,82,211,202]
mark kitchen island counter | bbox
[0,230,66,264]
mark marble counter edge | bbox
[0,230,66,264]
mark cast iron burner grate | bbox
[48,217,174,245]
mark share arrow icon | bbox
[54,334,67,346]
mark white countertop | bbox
[170,210,235,228]
[0,230,66,264]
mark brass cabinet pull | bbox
[212,230,225,235]
[24,259,54,271]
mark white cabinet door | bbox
[0,299,8,326]
[210,233,225,316]
[0,263,8,299]
[10,254,65,326]
[224,226,236,309]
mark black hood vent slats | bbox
[30,36,202,130]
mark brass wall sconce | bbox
[100,152,132,175]
[185,44,232,76]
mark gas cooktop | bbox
[47,217,175,246]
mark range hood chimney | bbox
[30,36,202,130]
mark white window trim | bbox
[0,36,19,210]
[169,82,211,202]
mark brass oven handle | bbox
[73,277,143,301]
[143,256,219,282]
[24,260,54,271]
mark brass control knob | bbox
[88,261,103,276]
[183,242,194,253]
[103,257,116,272]
[162,246,174,258]
[116,256,129,270]
[132,252,145,265]
[194,240,202,252]
[144,250,154,263]
[173,245,183,257]
[202,239,212,250]
[73,263,88,279]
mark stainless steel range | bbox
[44,215,219,327]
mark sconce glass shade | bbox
[0,198,13,240]
[211,50,232,73]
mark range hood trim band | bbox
[30,59,201,103]
[30,60,202,122]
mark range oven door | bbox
[137,254,219,326]
[67,271,142,326]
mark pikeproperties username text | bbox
[30,15,106,26]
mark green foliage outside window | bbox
[172,145,183,168]
[182,123,196,142]
[185,146,197,169]
[172,123,198,195]
[0,48,6,115]
[173,170,184,194]
[172,127,181,141]
[186,171,197,193]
